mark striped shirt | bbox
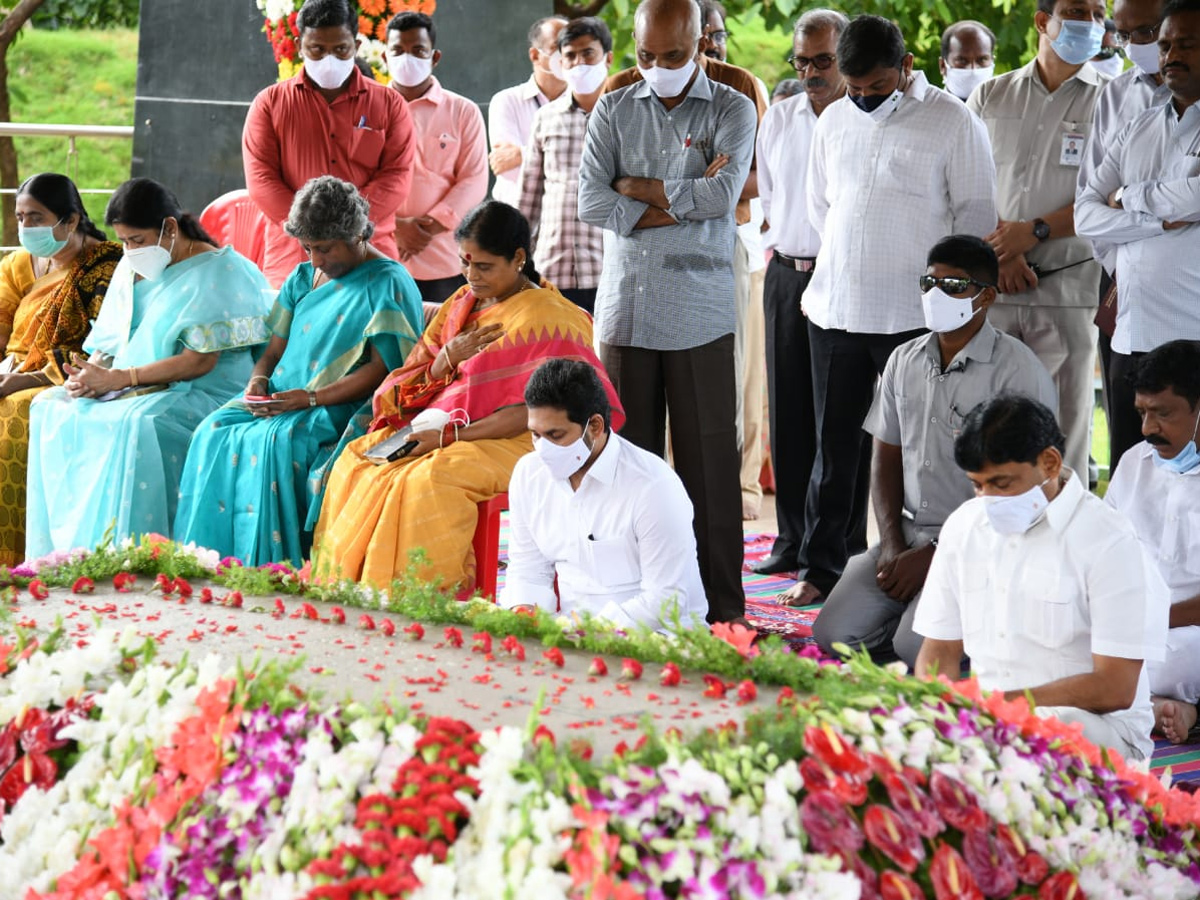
[578,69,757,351]
[517,92,604,290]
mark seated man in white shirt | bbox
[915,394,1167,761]
[1105,340,1200,743]
[500,358,709,632]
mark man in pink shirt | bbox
[386,11,488,303]
[242,0,415,287]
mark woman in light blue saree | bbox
[174,177,423,565]
[25,178,271,556]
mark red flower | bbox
[804,723,870,778]
[799,790,863,856]
[1038,872,1084,900]
[930,770,988,831]
[711,620,759,657]
[736,679,757,703]
[961,826,1019,898]
[225,591,244,608]
[702,674,728,699]
[619,658,643,681]
[777,685,796,706]
[588,657,608,676]
[800,755,868,806]
[500,635,526,661]
[880,871,927,900]
[380,619,396,637]
[659,662,681,686]
[533,724,556,747]
[113,572,137,592]
[996,824,1049,886]
[883,769,945,838]
[273,598,287,617]
[71,577,95,594]
[199,587,214,604]
[568,738,594,761]
[472,632,492,654]
[301,602,319,620]
[931,842,984,900]
[330,606,346,625]
[27,579,48,600]
[443,626,463,647]
[173,577,193,598]
[358,614,377,631]
[543,647,565,668]
[404,622,425,641]
[863,804,925,873]
[154,573,173,594]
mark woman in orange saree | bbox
[313,201,622,592]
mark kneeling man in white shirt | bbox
[915,394,1167,761]
[500,358,708,631]
[1105,340,1200,743]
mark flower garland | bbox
[255,0,438,82]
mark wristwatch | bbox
[1032,218,1051,242]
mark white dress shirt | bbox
[804,72,997,334]
[914,471,1167,761]
[1075,100,1200,353]
[499,432,708,632]
[1105,441,1200,604]
[488,75,552,207]
[1077,67,1170,272]
[757,91,822,258]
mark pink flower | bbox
[961,826,1019,898]
[799,790,863,856]
[863,804,925,873]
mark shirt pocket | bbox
[349,126,387,170]
[883,146,938,197]
[586,536,640,588]
[1017,563,1074,650]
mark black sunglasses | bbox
[788,53,836,72]
[919,275,992,293]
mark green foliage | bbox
[31,0,138,30]
[600,0,1039,89]
[4,28,136,239]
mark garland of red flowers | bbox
[305,716,482,899]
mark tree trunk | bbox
[0,0,48,247]
[553,0,610,16]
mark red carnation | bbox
[659,662,682,686]
[71,577,95,595]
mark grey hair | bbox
[284,175,374,243]
[794,8,850,41]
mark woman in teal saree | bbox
[25,178,272,556]
[174,177,423,565]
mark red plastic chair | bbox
[472,492,508,601]
[199,189,268,270]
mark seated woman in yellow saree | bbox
[0,173,122,565]
[314,201,623,592]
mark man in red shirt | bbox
[242,0,415,287]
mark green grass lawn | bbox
[5,27,137,236]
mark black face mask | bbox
[849,92,890,113]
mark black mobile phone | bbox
[387,439,419,462]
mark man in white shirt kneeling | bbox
[500,359,709,632]
[914,394,1167,761]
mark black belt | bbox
[773,252,816,273]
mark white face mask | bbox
[304,52,356,90]
[563,60,609,96]
[387,52,433,88]
[638,59,697,99]
[1124,39,1159,75]
[984,477,1052,534]
[548,50,565,80]
[535,427,594,480]
[921,286,983,333]
[943,65,994,100]
[1090,54,1125,79]
[125,221,175,282]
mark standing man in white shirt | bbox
[1105,341,1200,743]
[502,359,709,632]
[915,394,1166,762]
[1076,0,1200,458]
[1076,0,1169,472]
[751,8,847,578]
[939,20,997,101]
[487,16,567,207]
[967,0,1107,484]
[788,15,997,605]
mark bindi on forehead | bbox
[464,252,472,262]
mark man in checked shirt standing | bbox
[578,0,756,624]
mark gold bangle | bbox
[129,367,138,388]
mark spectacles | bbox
[704,29,729,44]
[1114,23,1160,46]
[788,53,836,72]
[919,275,991,293]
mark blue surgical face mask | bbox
[1152,407,1200,474]
[18,218,67,258]
[1049,18,1106,66]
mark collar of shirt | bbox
[548,89,586,114]
[922,319,998,371]
[1135,439,1200,474]
[549,430,622,497]
[629,65,714,103]
[1162,96,1200,128]
[1043,468,1085,532]
[903,69,933,103]
[405,75,444,107]
[519,73,548,104]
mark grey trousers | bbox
[811,520,933,668]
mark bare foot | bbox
[778,581,823,607]
[1154,697,1199,744]
[742,497,761,521]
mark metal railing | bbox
[0,122,134,251]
